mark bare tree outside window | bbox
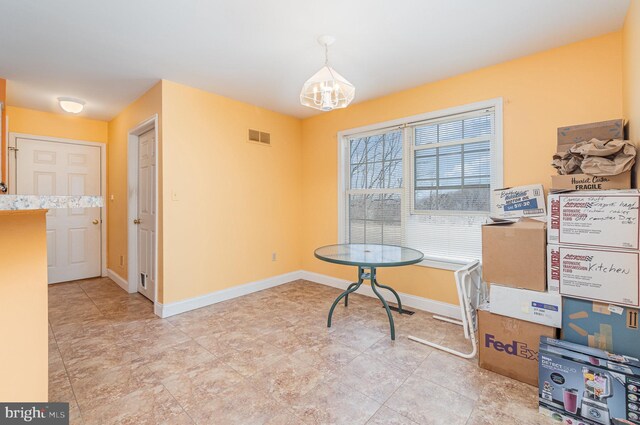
[413,115,492,212]
[348,130,402,245]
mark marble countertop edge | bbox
[0,195,104,211]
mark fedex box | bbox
[491,185,546,220]
[489,284,562,327]
[478,309,556,386]
[547,191,640,249]
[547,244,640,307]
[539,336,640,425]
[562,297,640,360]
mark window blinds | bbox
[405,109,496,263]
[343,106,498,266]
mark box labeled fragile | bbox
[548,191,640,249]
[551,171,631,191]
[547,244,640,307]
[491,185,546,220]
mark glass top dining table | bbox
[314,243,424,340]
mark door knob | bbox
[92,219,99,225]
[133,219,141,224]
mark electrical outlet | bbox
[272,252,277,261]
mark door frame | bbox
[127,115,159,303]
[7,132,108,278]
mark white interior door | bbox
[15,137,102,284]
[136,129,156,300]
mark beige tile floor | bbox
[48,277,552,425]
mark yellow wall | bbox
[7,106,108,143]
[624,0,640,149]
[0,78,6,183]
[300,32,624,304]
[0,210,48,401]
[160,80,302,303]
[107,83,162,295]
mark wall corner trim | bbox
[155,270,305,318]
[107,268,131,293]
[153,269,461,320]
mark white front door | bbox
[136,129,156,300]
[15,137,102,283]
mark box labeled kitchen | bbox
[562,297,640,360]
[539,336,640,425]
[489,284,562,327]
[551,171,631,191]
[547,244,640,307]
[482,218,547,292]
[478,308,556,386]
[491,184,546,220]
[547,191,640,249]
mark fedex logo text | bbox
[484,334,538,361]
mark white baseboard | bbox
[107,268,131,293]
[300,270,461,320]
[153,269,461,320]
[155,270,304,318]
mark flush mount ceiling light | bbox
[57,97,85,114]
[300,35,355,112]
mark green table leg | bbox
[374,278,403,314]
[369,267,396,340]
[327,266,364,328]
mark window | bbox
[339,99,502,269]
[347,130,403,245]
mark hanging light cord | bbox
[324,42,329,66]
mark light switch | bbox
[110,194,115,201]
[171,191,179,201]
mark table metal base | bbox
[327,266,403,340]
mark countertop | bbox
[0,195,104,211]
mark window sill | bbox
[414,257,473,271]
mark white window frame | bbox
[337,98,503,270]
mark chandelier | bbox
[300,36,355,112]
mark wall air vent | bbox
[248,129,271,146]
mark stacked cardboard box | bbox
[478,185,560,386]
[546,189,640,360]
[552,119,630,191]
[538,337,640,424]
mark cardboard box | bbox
[551,171,631,191]
[482,218,547,291]
[562,297,640,360]
[491,184,546,220]
[489,284,562,327]
[557,119,625,152]
[547,191,640,249]
[478,309,556,386]
[539,336,640,424]
[547,244,640,307]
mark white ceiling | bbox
[0,0,631,121]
